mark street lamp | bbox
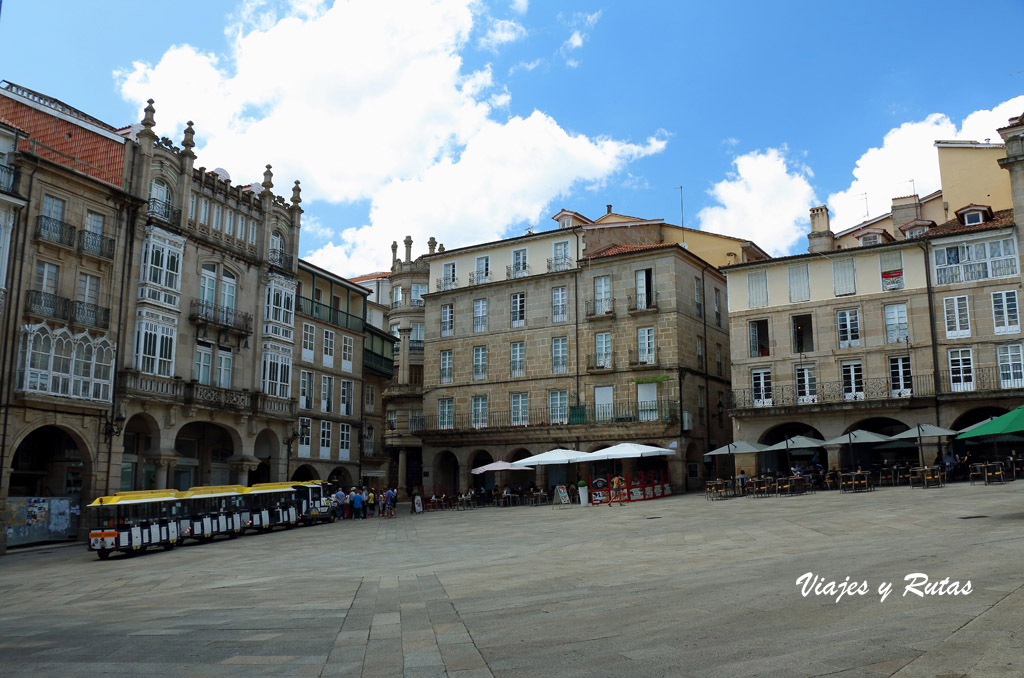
[284,419,311,456]
[103,413,126,443]
[716,398,725,427]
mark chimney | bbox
[997,111,1024,228]
[807,205,835,253]
[606,204,612,214]
[891,195,921,235]
[403,236,412,263]
[428,237,436,255]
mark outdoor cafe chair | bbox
[969,463,987,485]
[986,462,1005,485]
[879,468,894,486]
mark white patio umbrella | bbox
[822,430,892,470]
[509,449,587,467]
[889,424,958,467]
[471,461,534,474]
[587,443,675,461]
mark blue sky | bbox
[2,0,1022,275]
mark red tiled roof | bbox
[583,242,679,260]
[925,209,1014,237]
[0,114,27,134]
[350,272,390,282]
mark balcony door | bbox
[594,385,613,421]
[637,382,657,421]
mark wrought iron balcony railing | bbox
[0,164,18,195]
[552,304,567,323]
[440,321,453,337]
[473,317,487,332]
[586,352,614,371]
[25,290,109,329]
[585,298,615,317]
[35,215,76,247]
[468,271,491,285]
[628,292,659,312]
[78,230,115,259]
[628,347,658,366]
[510,359,525,378]
[189,299,254,335]
[547,256,572,272]
[70,300,111,329]
[727,375,936,409]
[409,339,424,352]
[147,198,182,226]
[268,248,292,271]
[437,277,458,291]
[440,367,453,383]
[418,400,678,432]
[507,264,530,279]
[297,296,364,332]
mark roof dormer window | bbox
[860,233,881,246]
[907,227,928,238]
[964,212,983,225]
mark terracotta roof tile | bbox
[350,272,391,282]
[925,208,1015,237]
[583,242,679,260]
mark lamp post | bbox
[284,419,311,458]
[102,413,126,443]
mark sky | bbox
[1,0,1022,276]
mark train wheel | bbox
[163,541,174,552]
[227,531,237,539]
[327,511,337,524]
[97,549,111,560]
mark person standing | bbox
[367,488,376,517]
[352,489,363,520]
[360,487,369,519]
[335,488,346,521]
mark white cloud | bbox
[827,95,1024,231]
[696,147,817,257]
[301,214,335,240]
[117,0,664,277]
[479,18,527,52]
[564,30,584,51]
[557,10,601,65]
[510,0,528,15]
[508,58,542,75]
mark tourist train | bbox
[86,481,338,559]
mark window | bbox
[264,275,295,338]
[215,351,232,389]
[411,323,424,343]
[511,248,528,278]
[323,329,335,368]
[698,386,707,419]
[474,255,490,284]
[248,218,257,245]
[85,211,105,236]
[33,261,59,300]
[510,341,525,377]
[300,370,314,409]
[552,241,571,271]
[200,199,209,224]
[260,344,292,398]
[860,233,881,246]
[77,272,100,307]
[338,423,351,459]
[998,345,1024,389]
[364,384,375,413]
[473,346,487,380]
[441,304,454,337]
[20,326,115,402]
[225,210,234,237]
[194,345,213,385]
[993,291,1020,335]
[841,361,864,400]
[471,396,488,428]
[135,312,176,377]
[302,323,315,361]
[387,410,397,430]
[340,380,353,416]
[549,390,568,424]
[788,264,810,302]
[964,211,984,225]
[747,270,768,308]
[473,299,487,332]
[907,227,928,238]
[510,292,525,328]
[390,323,400,338]
[696,337,704,370]
[695,277,703,317]
[751,369,772,407]
[748,319,769,357]
[792,314,813,353]
[511,392,529,426]
[213,204,222,231]
[411,284,427,306]
[297,417,311,457]
[837,310,860,348]
[441,262,457,290]
[341,335,354,372]
[636,382,657,422]
[934,237,1017,284]
[880,250,904,290]
[596,332,612,369]
[321,375,334,413]
[440,349,453,383]
[634,269,653,310]
[796,365,817,404]
[943,296,970,339]
[884,303,908,344]
[594,385,613,421]
[638,327,654,365]
[593,276,611,314]
[438,398,454,429]
[392,286,403,307]
[948,348,973,392]
[189,194,196,221]
[552,337,568,373]
[833,257,856,296]
[716,344,723,376]
[140,229,184,304]
[552,286,567,322]
[890,356,912,397]
[320,421,332,458]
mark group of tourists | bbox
[333,486,398,519]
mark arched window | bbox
[200,263,217,305]
[270,231,284,253]
[220,269,236,311]
[51,330,74,395]
[93,342,113,401]
[149,179,172,220]
[27,326,52,391]
[73,340,94,398]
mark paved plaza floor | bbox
[1,482,1023,677]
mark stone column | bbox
[398,448,408,496]
[146,447,180,490]
[398,327,411,384]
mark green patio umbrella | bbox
[957,406,1024,439]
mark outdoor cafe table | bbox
[840,472,871,493]
[779,476,809,495]
[878,467,895,486]
[909,466,943,489]
[1009,458,1024,479]
[971,462,1006,485]
[748,477,773,497]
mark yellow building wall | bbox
[938,145,1010,214]
[660,228,747,268]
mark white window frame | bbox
[837,309,861,348]
[473,345,487,380]
[944,296,970,339]
[549,390,568,425]
[471,395,488,429]
[884,303,908,344]
[320,421,332,459]
[841,361,864,401]
[751,369,772,407]
[300,370,314,409]
[194,344,213,386]
[134,311,177,377]
[340,380,353,416]
[297,417,311,458]
[323,329,335,368]
[341,334,354,372]
[510,341,525,378]
[440,349,453,384]
[596,332,612,369]
[993,291,1020,335]
[438,398,454,430]
[552,336,568,374]
[473,298,487,332]
[302,323,315,361]
[338,423,351,460]
[796,364,817,404]
[552,286,567,323]
[948,348,974,392]
[441,303,454,337]
[510,292,526,328]
[998,344,1024,389]
[889,355,912,398]
[511,392,529,426]
[321,375,334,413]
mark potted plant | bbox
[577,480,589,507]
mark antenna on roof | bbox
[859,193,869,218]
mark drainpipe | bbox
[916,240,943,436]
[572,224,582,408]
[700,264,711,459]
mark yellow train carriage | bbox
[87,490,184,559]
[178,485,248,541]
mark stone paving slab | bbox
[1,483,1024,676]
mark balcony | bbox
[392,341,401,355]
[628,292,659,313]
[548,256,572,273]
[411,298,425,307]
[473,317,487,333]
[409,339,424,352]
[439,367,453,384]
[628,347,659,367]
[25,290,109,329]
[147,198,181,227]
[35,215,76,248]
[552,304,567,323]
[391,299,403,308]
[940,366,1024,394]
[507,264,530,280]
[363,348,394,377]
[469,271,491,285]
[418,400,678,433]
[510,360,525,378]
[297,296,365,332]
[0,164,18,195]
[268,248,292,271]
[585,298,615,319]
[189,299,254,335]
[727,375,936,410]
[78,230,115,259]
[184,381,252,411]
[552,360,567,374]
[437,276,458,291]
[253,393,296,419]
[440,321,453,337]
[117,372,183,402]
[586,352,614,371]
